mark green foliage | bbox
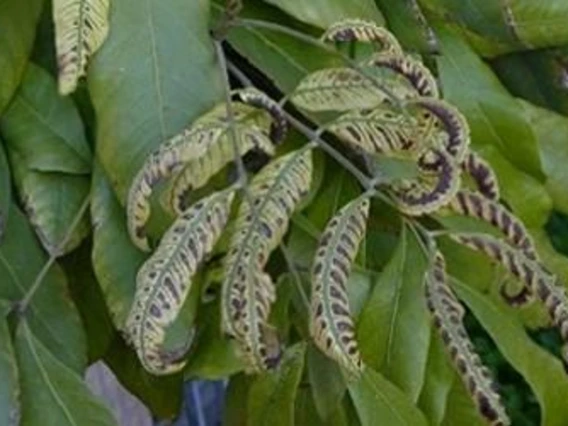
[4,1,568,425]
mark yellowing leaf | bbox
[53,0,110,95]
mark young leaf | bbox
[425,253,510,426]
[248,343,306,426]
[310,195,369,374]
[126,188,235,375]
[15,320,117,426]
[321,19,402,54]
[53,0,110,95]
[127,102,274,251]
[460,151,500,201]
[222,149,313,372]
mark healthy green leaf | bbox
[417,334,454,426]
[0,301,19,426]
[223,373,251,426]
[248,342,307,426]
[0,203,86,371]
[519,99,568,215]
[0,64,92,174]
[88,0,223,201]
[0,0,44,112]
[348,367,428,426]
[91,164,145,329]
[454,279,568,426]
[262,0,383,29]
[15,320,117,426]
[357,226,431,402]
[435,24,543,181]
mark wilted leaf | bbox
[0,301,19,426]
[88,0,223,201]
[435,24,543,181]
[262,0,383,29]
[53,0,110,95]
[348,366,428,426]
[0,0,44,112]
[15,320,117,426]
[454,279,568,426]
[248,342,307,426]
[357,226,431,401]
[0,64,92,174]
[0,203,86,371]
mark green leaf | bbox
[454,279,568,426]
[88,0,223,201]
[0,0,44,112]
[15,320,117,426]
[0,141,11,232]
[8,153,90,255]
[91,164,145,329]
[223,373,252,426]
[519,99,568,215]
[307,344,347,421]
[184,299,243,380]
[0,64,92,174]
[215,1,338,93]
[357,226,431,402]
[347,367,428,426]
[0,203,86,371]
[0,301,19,426]
[248,342,307,426]
[417,333,454,426]
[435,24,543,181]
[441,376,486,426]
[262,0,384,29]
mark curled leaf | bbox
[391,148,461,216]
[461,151,500,201]
[425,253,510,426]
[448,190,537,260]
[53,0,110,95]
[127,103,274,251]
[311,195,369,375]
[321,19,402,55]
[450,232,568,364]
[367,54,439,98]
[222,149,313,373]
[126,189,235,375]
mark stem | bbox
[213,40,249,190]
[19,195,91,311]
[280,243,311,314]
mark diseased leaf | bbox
[91,164,145,329]
[248,342,306,426]
[0,203,86,371]
[15,320,117,426]
[0,301,19,426]
[0,0,44,112]
[311,195,369,374]
[454,279,568,426]
[222,149,312,372]
[0,64,92,174]
[88,0,223,201]
[441,376,487,426]
[53,0,110,95]
[348,366,428,426]
[321,19,402,54]
[435,24,543,181]
[126,189,235,375]
[460,151,500,201]
[357,226,430,401]
[262,0,383,29]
